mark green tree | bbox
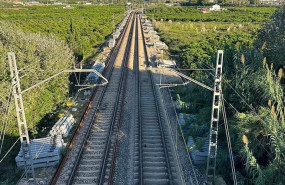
[0,22,73,183]
[197,0,209,5]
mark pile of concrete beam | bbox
[148,30,157,35]
[153,41,168,49]
[49,114,74,137]
[188,137,217,165]
[142,18,168,50]
[113,31,120,40]
[149,34,160,40]
[145,19,151,24]
[189,138,209,165]
[87,60,105,84]
[108,10,131,50]
[118,11,131,31]
[157,59,176,68]
[15,135,65,168]
[109,38,116,48]
[178,113,196,126]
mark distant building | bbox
[198,4,224,13]
[261,0,283,5]
[201,8,209,13]
[24,1,40,5]
[63,4,73,9]
[210,4,221,11]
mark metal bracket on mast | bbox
[163,51,224,184]
[206,50,224,184]
[8,52,36,183]
[170,69,214,92]
[22,68,108,94]
[8,52,108,184]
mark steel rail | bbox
[135,14,143,185]
[49,12,133,185]
[138,14,174,185]
[107,14,137,185]
[67,12,134,185]
[98,13,135,185]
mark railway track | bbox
[52,11,134,185]
[69,14,135,185]
[52,11,186,185]
[133,14,182,185]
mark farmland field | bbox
[147,6,276,22]
[147,5,285,185]
[0,5,124,184]
[0,5,124,60]
[146,6,276,72]
[1,3,285,185]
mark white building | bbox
[210,4,221,11]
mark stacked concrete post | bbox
[49,114,74,137]
[87,61,106,84]
[15,135,65,168]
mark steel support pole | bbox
[8,52,36,184]
[206,50,224,184]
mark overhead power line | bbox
[221,94,237,185]
[160,68,199,185]
[201,56,285,176]
[0,87,13,154]
[0,137,20,164]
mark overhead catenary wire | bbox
[194,63,241,115]
[160,68,200,185]
[198,60,255,111]
[177,68,215,71]
[221,94,237,185]
[171,57,285,178]
[223,91,285,176]
[202,64,285,176]
[0,87,13,154]
[159,68,198,185]
[223,79,255,111]
[200,60,285,175]
[170,69,214,92]
[0,137,20,164]
[167,60,239,183]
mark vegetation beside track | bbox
[0,5,124,61]
[147,5,285,184]
[0,5,124,184]
[146,6,276,22]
